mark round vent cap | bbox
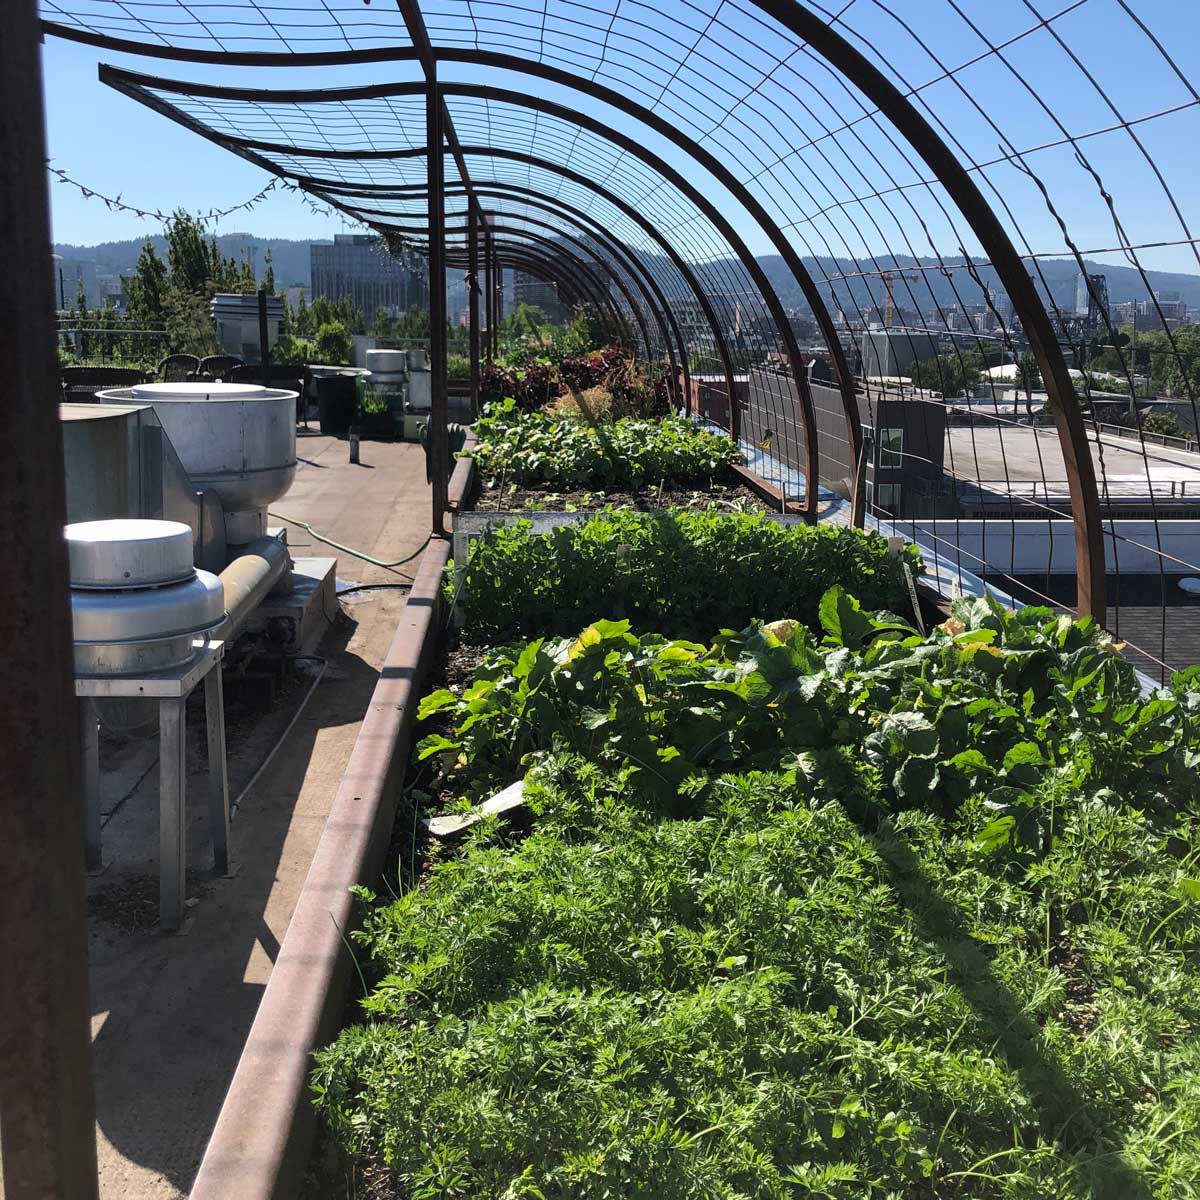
[66,518,195,589]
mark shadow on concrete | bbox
[86,609,393,1194]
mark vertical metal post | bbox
[494,254,504,344]
[427,73,450,538]
[159,696,188,931]
[468,200,481,418]
[79,700,102,872]
[483,229,494,362]
[257,286,272,386]
[0,3,100,1195]
[204,666,230,876]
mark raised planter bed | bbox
[472,474,776,513]
[306,506,1200,1198]
[466,404,794,515]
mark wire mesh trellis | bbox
[40,0,1200,682]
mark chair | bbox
[157,354,200,382]
[198,355,244,381]
[60,365,150,403]
[226,363,310,421]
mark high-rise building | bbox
[310,234,427,318]
[54,255,101,310]
[512,272,568,324]
[1075,271,1109,329]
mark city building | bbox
[210,293,284,361]
[1075,271,1110,330]
[310,234,427,318]
[858,328,936,378]
[512,271,568,324]
[53,254,100,310]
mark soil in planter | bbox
[472,473,776,514]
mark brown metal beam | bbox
[0,5,100,1198]
[376,213,650,358]
[758,0,1106,617]
[426,73,449,537]
[467,199,480,417]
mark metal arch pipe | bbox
[464,235,623,344]
[752,0,1106,617]
[466,194,682,401]
[105,69,816,495]
[484,251,590,321]
[351,184,685,401]
[96,66,741,449]
[65,6,1126,554]
[423,143,749,444]
[300,178,690,407]
[444,83,816,487]
[95,58,853,516]
[472,215,660,368]
[465,187,688,406]
[418,216,649,357]
[476,236,632,347]
[378,210,657,363]
[480,251,592,319]
[432,50,859,509]
[296,157,738,430]
[482,247,619,344]
[301,174,701,409]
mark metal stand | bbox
[75,640,229,931]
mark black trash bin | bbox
[316,371,358,436]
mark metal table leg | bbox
[159,696,188,931]
[204,666,231,875]
[79,697,102,872]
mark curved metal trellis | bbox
[39,0,1200,680]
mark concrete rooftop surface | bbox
[946,424,1200,490]
[80,435,431,1199]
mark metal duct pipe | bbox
[214,535,291,643]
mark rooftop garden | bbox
[311,505,1200,1198]
[469,330,767,513]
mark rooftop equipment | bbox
[360,346,430,440]
[68,518,224,677]
[69,518,232,929]
[98,381,298,547]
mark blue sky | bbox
[40,0,1200,277]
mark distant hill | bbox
[53,232,322,289]
[752,254,1200,315]
[51,231,1200,315]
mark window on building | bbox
[867,482,903,512]
[879,427,905,467]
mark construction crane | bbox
[869,270,920,328]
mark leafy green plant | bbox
[318,643,1200,1198]
[315,319,353,365]
[420,594,1197,821]
[271,332,316,365]
[469,404,740,489]
[455,509,921,642]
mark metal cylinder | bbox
[97,383,298,541]
[68,520,225,678]
[365,348,408,376]
[67,518,194,589]
[213,534,291,644]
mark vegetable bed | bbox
[468,404,771,514]
[313,511,1200,1199]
